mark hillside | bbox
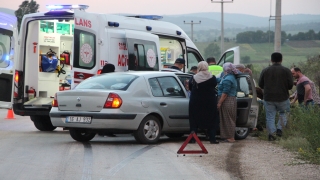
[162,12,320,31]
[161,12,320,41]
[194,40,320,67]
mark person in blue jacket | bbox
[217,62,238,143]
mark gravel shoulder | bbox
[178,134,320,180]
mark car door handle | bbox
[160,102,167,106]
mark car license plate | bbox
[66,116,92,124]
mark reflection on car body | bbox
[49,71,259,144]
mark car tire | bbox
[133,115,161,144]
[235,127,249,140]
[165,133,184,138]
[69,128,96,142]
[31,115,56,131]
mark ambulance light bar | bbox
[46,5,89,10]
[128,15,163,20]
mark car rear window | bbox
[75,74,138,90]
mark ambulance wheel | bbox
[31,115,57,131]
[69,128,96,142]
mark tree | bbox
[204,43,220,59]
[15,0,39,31]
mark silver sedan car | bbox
[50,71,259,144]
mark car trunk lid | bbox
[57,90,110,111]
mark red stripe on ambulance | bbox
[73,71,94,80]
[75,18,92,28]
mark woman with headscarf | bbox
[217,62,238,143]
[188,61,219,144]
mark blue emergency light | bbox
[128,15,163,20]
[46,5,89,10]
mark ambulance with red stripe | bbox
[12,5,208,131]
[0,10,17,109]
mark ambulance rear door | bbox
[72,10,100,88]
[0,12,17,109]
[125,30,161,71]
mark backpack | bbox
[41,55,58,72]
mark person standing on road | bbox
[188,61,219,144]
[258,52,293,141]
[290,67,314,106]
[207,57,223,76]
[217,62,238,143]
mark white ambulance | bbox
[0,10,18,109]
[11,5,208,131]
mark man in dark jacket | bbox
[170,58,185,71]
[258,52,293,141]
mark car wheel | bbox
[69,128,96,142]
[235,127,249,140]
[165,133,184,138]
[31,115,56,131]
[133,115,161,144]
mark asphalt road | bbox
[0,109,225,180]
[1,109,319,180]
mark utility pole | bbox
[274,0,282,52]
[211,0,234,55]
[183,20,201,42]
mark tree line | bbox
[236,30,320,44]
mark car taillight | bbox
[52,93,58,107]
[104,93,122,108]
[97,69,102,74]
[14,70,19,83]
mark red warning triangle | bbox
[177,132,208,154]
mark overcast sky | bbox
[2,0,320,17]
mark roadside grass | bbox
[256,105,320,165]
[194,41,320,67]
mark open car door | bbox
[234,74,259,139]
[217,46,240,66]
[236,74,259,127]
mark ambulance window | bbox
[0,32,11,63]
[136,45,145,67]
[56,23,70,35]
[73,29,96,69]
[159,38,184,65]
[134,42,159,71]
[40,20,54,33]
[187,48,203,70]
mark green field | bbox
[194,40,320,68]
